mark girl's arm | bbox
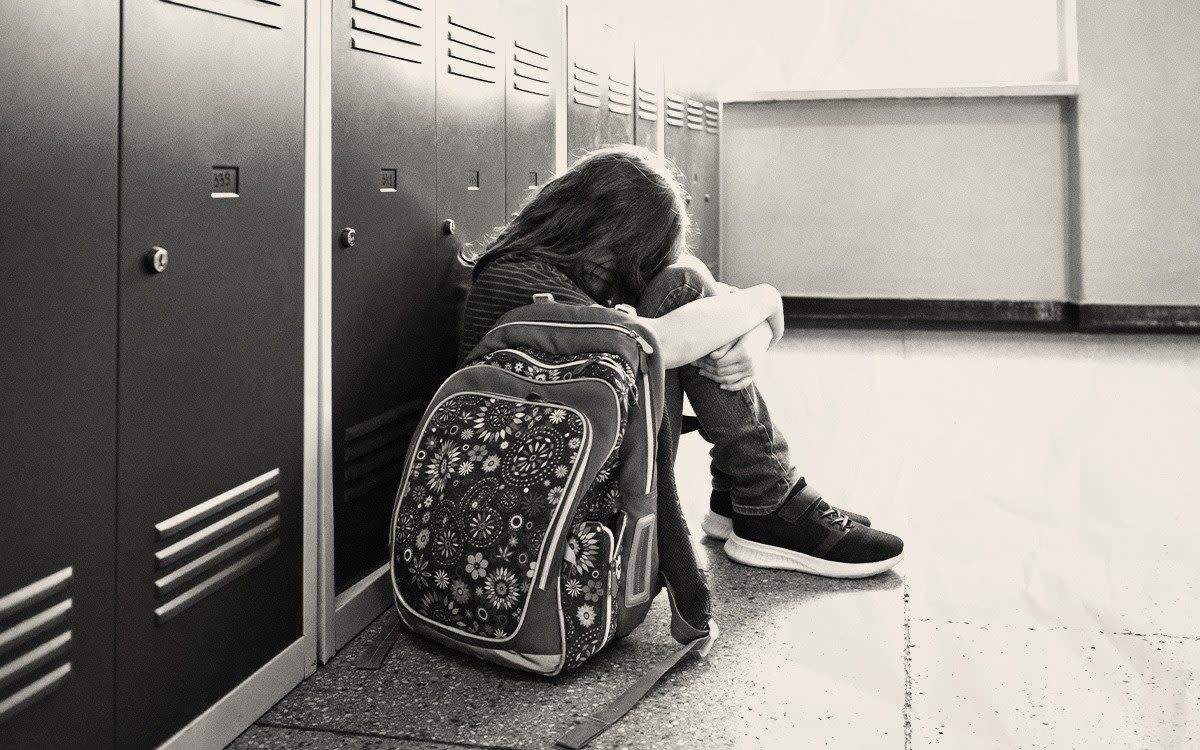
[637,284,783,369]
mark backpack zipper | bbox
[488,320,655,355]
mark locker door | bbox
[634,44,664,152]
[117,2,305,746]
[565,2,605,156]
[683,98,714,272]
[600,26,635,146]
[663,91,694,252]
[331,0,441,593]
[504,0,559,218]
[436,1,506,281]
[0,3,117,747]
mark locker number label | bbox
[380,168,398,193]
[212,166,239,198]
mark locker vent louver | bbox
[685,99,706,131]
[512,41,550,97]
[350,0,425,65]
[152,469,282,625]
[446,16,497,84]
[0,568,73,724]
[343,401,425,502]
[571,62,601,109]
[160,0,284,30]
[607,76,633,116]
[665,93,685,128]
[704,103,719,133]
[636,85,660,122]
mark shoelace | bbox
[819,505,853,531]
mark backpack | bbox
[388,295,717,748]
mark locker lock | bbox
[339,227,357,248]
[145,246,169,273]
[441,219,456,236]
[684,195,692,206]
[704,194,711,203]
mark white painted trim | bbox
[333,562,393,651]
[300,0,324,678]
[314,0,337,664]
[721,82,1079,104]
[1059,0,1079,84]
[158,637,309,750]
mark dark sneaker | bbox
[701,485,871,541]
[724,484,902,578]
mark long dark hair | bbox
[472,145,690,306]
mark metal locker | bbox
[600,24,635,147]
[117,1,306,746]
[565,2,606,156]
[698,102,721,275]
[435,1,507,289]
[331,0,442,595]
[0,2,118,747]
[504,0,559,218]
[633,43,664,153]
[662,91,695,253]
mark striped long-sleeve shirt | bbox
[458,255,595,363]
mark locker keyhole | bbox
[467,170,480,191]
[527,171,538,189]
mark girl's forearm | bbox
[639,284,782,369]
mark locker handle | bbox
[339,227,357,249]
[145,247,169,273]
[442,219,456,236]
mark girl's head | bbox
[473,144,690,306]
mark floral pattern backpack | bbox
[389,295,716,749]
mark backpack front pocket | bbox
[560,520,620,670]
[392,391,591,642]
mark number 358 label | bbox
[212,166,239,198]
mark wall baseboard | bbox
[783,297,1200,334]
[783,297,1076,331]
[1077,304,1200,333]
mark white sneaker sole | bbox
[724,533,903,579]
[701,511,733,541]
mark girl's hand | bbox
[695,322,773,391]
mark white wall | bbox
[620,0,1064,94]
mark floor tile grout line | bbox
[912,618,1200,642]
[252,719,531,750]
[903,580,912,750]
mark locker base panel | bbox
[160,636,310,750]
[332,562,393,656]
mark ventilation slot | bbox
[446,16,497,83]
[351,0,425,64]
[343,401,424,503]
[686,99,705,130]
[571,61,601,108]
[636,87,660,122]
[152,469,282,625]
[704,103,719,133]
[607,76,633,115]
[664,94,685,128]
[512,40,550,97]
[0,568,73,724]
[160,0,284,29]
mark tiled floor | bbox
[231,329,1200,749]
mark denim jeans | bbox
[638,260,800,516]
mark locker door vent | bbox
[571,62,601,109]
[512,41,551,97]
[664,94,685,128]
[636,86,660,122]
[343,401,425,503]
[607,76,633,115]
[685,99,705,131]
[152,469,283,625]
[160,0,285,30]
[704,103,719,133]
[350,0,426,65]
[446,16,498,84]
[0,567,73,724]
